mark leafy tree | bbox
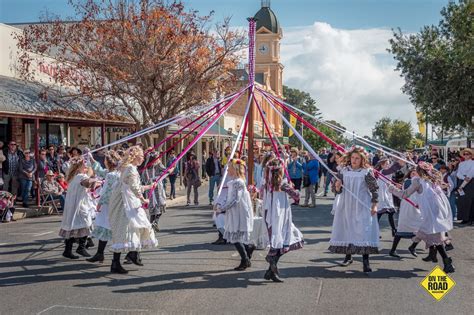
[303,120,347,152]
[282,85,321,147]
[372,117,414,150]
[15,0,244,145]
[388,0,474,131]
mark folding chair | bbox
[40,192,62,215]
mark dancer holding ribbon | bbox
[329,146,380,273]
[108,146,158,274]
[388,162,455,273]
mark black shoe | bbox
[76,247,91,257]
[85,238,95,249]
[269,270,284,283]
[266,255,279,275]
[234,259,250,271]
[460,220,469,224]
[124,251,143,266]
[422,246,438,263]
[111,261,128,274]
[363,260,372,273]
[246,244,256,260]
[445,243,454,251]
[389,250,401,258]
[86,253,104,263]
[408,244,418,257]
[339,254,353,266]
[62,251,79,259]
[212,238,227,245]
[443,257,455,273]
[264,268,272,280]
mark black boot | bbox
[124,251,143,266]
[266,254,280,275]
[422,246,438,262]
[87,240,107,263]
[362,254,372,273]
[269,270,284,283]
[62,238,79,259]
[442,257,455,273]
[339,254,353,266]
[263,267,272,280]
[85,237,95,249]
[244,244,256,260]
[76,236,91,257]
[212,231,226,245]
[408,242,418,257]
[234,243,250,270]
[389,236,401,258]
[111,252,128,274]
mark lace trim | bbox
[328,244,379,255]
[268,240,304,256]
[58,228,90,239]
[110,238,158,252]
[91,226,112,241]
[223,231,251,244]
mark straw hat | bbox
[460,148,473,157]
[46,170,55,176]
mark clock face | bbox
[258,43,269,55]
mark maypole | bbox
[246,17,257,184]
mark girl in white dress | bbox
[216,158,254,271]
[108,146,158,274]
[59,157,101,259]
[389,162,455,273]
[263,158,303,282]
[87,150,121,263]
[388,168,422,258]
[330,147,380,273]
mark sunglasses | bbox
[9,143,17,146]
[463,152,472,156]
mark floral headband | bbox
[231,158,246,166]
[418,161,434,172]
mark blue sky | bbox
[0,0,450,136]
[1,0,447,31]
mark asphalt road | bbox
[0,187,473,314]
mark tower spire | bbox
[261,0,270,8]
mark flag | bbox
[416,112,426,135]
[289,114,297,136]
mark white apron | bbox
[397,194,422,233]
[417,179,453,234]
[329,168,380,250]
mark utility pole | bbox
[246,17,256,185]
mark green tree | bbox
[282,85,321,147]
[372,117,414,150]
[388,0,474,131]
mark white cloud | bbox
[280,22,417,137]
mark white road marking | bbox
[37,305,149,314]
[0,243,8,246]
[9,231,53,237]
[315,279,323,305]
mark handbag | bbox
[303,175,311,188]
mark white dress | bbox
[390,177,453,247]
[220,178,254,244]
[396,180,422,237]
[213,175,231,234]
[265,180,304,252]
[109,165,158,252]
[92,170,120,241]
[329,167,380,254]
[59,174,95,239]
[376,178,396,213]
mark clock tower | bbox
[254,0,283,97]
